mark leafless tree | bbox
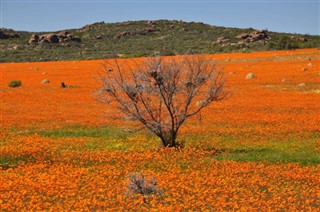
[97,55,226,147]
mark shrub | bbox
[127,172,163,202]
[8,80,22,87]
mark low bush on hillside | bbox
[8,80,22,87]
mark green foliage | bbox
[8,80,22,87]
[22,126,129,139]
[186,132,320,165]
[268,35,298,50]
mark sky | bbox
[1,0,319,35]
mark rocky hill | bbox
[1,20,319,62]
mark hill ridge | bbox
[1,20,319,62]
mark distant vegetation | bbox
[0,20,319,62]
[8,80,22,87]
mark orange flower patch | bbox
[1,48,319,210]
[0,135,319,210]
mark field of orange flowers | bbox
[1,49,319,210]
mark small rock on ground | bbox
[245,73,256,79]
[41,79,50,84]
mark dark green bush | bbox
[8,80,22,87]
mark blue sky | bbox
[1,0,319,35]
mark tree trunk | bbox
[160,133,177,147]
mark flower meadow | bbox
[1,49,319,211]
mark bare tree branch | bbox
[97,55,226,147]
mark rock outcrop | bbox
[214,30,270,47]
[29,31,81,45]
[236,30,269,43]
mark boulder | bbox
[245,73,256,79]
[301,67,308,71]
[41,79,50,84]
[298,83,306,87]
[58,31,69,37]
[28,34,39,44]
[250,32,268,42]
[45,34,59,43]
[31,34,39,40]
[250,30,269,42]
[236,33,250,39]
